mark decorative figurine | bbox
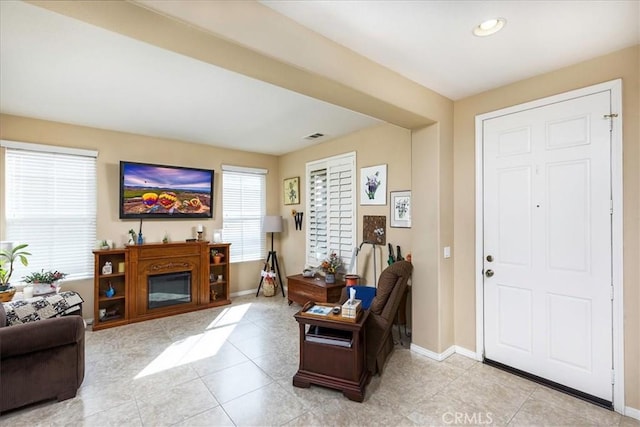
[102,261,112,275]
[105,282,115,298]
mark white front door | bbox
[482,90,613,401]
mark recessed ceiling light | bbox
[473,18,506,37]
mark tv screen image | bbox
[120,161,214,219]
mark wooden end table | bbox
[293,306,370,402]
[286,274,345,306]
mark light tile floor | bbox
[2,294,638,426]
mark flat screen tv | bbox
[119,161,214,219]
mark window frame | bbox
[305,151,357,273]
[1,140,98,281]
[221,165,267,263]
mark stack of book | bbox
[305,325,353,348]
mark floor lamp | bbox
[256,215,285,297]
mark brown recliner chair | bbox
[0,303,85,413]
[340,260,413,375]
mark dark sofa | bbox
[340,260,413,375]
[0,303,85,414]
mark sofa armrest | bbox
[0,316,84,359]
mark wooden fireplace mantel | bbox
[92,241,231,330]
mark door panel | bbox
[483,91,612,401]
[547,160,590,272]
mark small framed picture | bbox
[283,176,300,205]
[360,164,387,205]
[390,190,411,228]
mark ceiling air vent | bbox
[304,132,325,141]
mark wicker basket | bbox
[0,288,16,302]
[263,277,276,297]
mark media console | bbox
[93,241,230,330]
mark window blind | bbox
[222,167,266,263]
[306,153,356,272]
[3,143,97,281]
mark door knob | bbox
[485,269,494,277]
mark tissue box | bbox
[341,299,362,319]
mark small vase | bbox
[325,273,335,284]
[105,283,115,298]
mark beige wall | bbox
[27,0,456,372]
[7,0,636,411]
[0,113,280,319]
[411,124,442,351]
[453,45,640,409]
[278,123,412,288]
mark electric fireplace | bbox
[148,271,191,309]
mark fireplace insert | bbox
[148,271,191,309]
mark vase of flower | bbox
[321,252,342,285]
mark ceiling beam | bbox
[28,0,440,129]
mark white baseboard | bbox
[231,289,256,297]
[454,345,482,361]
[410,343,455,361]
[409,343,482,362]
[231,286,289,298]
[625,406,640,421]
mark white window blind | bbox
[306,152,356,272]
[3,141,97,281]
[222,166,266,263]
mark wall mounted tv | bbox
[119,161,214,219]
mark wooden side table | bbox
[286,274,345,306]
[293,308,370,402]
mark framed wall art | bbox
[390,190,411,228]
[283,176,300,205]
[360,164,387,205]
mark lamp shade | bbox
[263,216,283,233]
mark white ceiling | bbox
[0,1,381,155]
[262,0,640,100]
[1,1,638,155]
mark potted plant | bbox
[211,249,224,265]
[0,243,31,301]
[23,269,67,295]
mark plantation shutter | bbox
[327,162,354,271]
[308,168,328,265]
[222,165,266,263]
[2,140,97,281]
[306,152,356,272]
